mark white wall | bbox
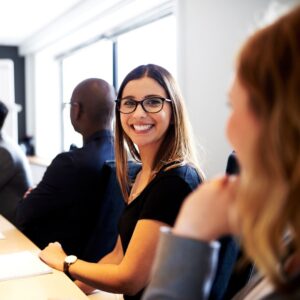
[0,59,18,142]
[176,0,296,178]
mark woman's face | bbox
[226,75,261,171]
[120,76,172,154]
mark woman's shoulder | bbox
[157,163,201,189]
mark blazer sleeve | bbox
[16,152,78,226]
[142,228,220,300]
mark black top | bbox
[119,164,201,300]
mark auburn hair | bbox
[236,5,300,287]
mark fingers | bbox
[47,241,62,247]
[23,187,34,198]
[208,174,238,188]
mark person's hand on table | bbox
[39,241,66,271]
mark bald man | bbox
[16,78,124,261]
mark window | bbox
[61,14,176,151]
[117,15,177,86]
[61,39,113,150]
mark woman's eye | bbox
[146,98,162,106]
[123,100,136,107]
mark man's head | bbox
[0,101,8,131]
[69,78,116,139]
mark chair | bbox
[212,153,253,299]
[222,249,255,299]
[81,160,140,262]
[209,236,240,300]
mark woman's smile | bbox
[131,123,154,133]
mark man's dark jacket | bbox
[16,130,124,261]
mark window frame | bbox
[58,10,175,151]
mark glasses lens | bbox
[143,98,163,113]
[120,99,136,113]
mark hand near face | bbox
[23,187,34,198]
[39,242,66,271]
[173,175,239,241]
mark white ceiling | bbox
[0,0,83,45]
[0,0,173,55]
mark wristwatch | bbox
[63,255,77,279]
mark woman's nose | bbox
[132,102,147,117]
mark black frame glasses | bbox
[115,97,172,114]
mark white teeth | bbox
[133,124,152,131]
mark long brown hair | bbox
[236,5,300,287]
[115,64,204,202]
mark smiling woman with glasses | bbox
[115,97,172,114]
[39,64,214,300]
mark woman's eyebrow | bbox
[121,94,163,99]
[144,94,164,98]
[120,95,135,99]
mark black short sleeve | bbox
[139,176,192,226]
[119,164,201,256]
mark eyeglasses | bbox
[62,102,79,108]
[115,97,172,114]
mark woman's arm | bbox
[142,228,221,300]
[39,219,167,295]
[75,236,124,294]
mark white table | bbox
[0,214,88,300]
[0,214,123,300]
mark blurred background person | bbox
[0,100,32,223]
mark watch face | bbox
[65,255,77,264]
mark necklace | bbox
[128,172,142,202]
[129,170,154,203]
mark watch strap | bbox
[63,256,77,280]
